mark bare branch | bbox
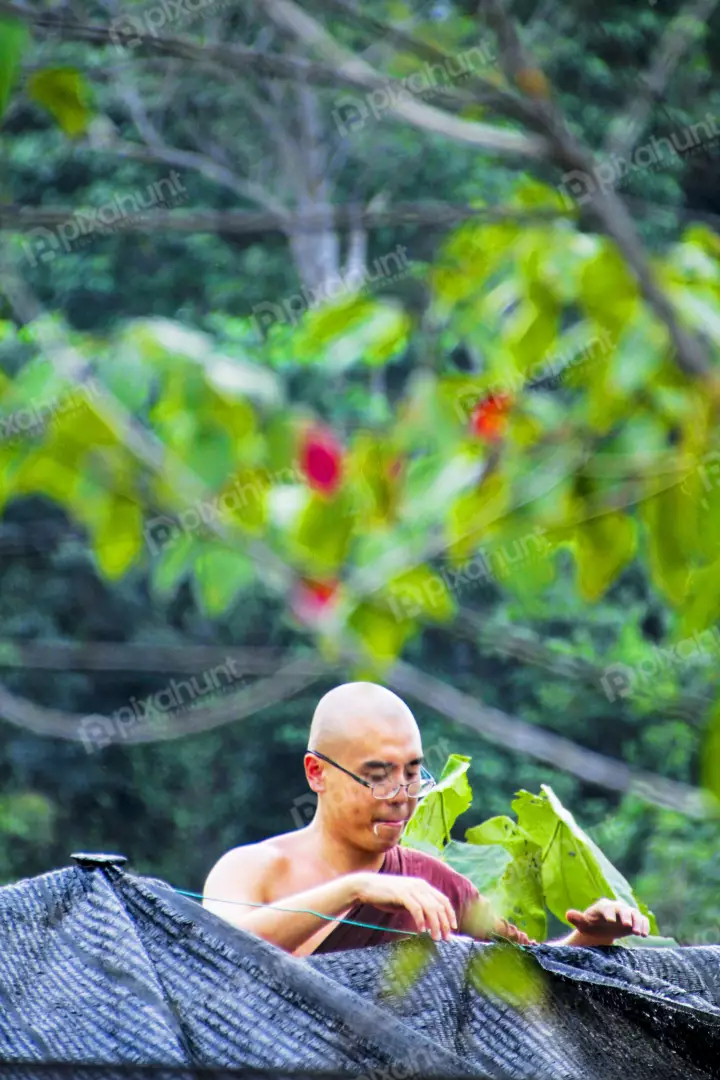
[0,2,551,161]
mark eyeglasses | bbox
[307,749,436,800]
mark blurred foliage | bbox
[0,0,719,956]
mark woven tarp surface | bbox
[1,863,719,1080]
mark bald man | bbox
[203,682,650,955]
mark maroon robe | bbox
[314,843,480,953]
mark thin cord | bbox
[173,887,422,936]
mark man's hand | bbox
[563,899,650,947]
[353,872,458,942]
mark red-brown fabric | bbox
[314,844,480,954]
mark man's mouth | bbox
[374,819,407,826]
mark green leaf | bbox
[346,600,415,667]
[468,942,545,1011]
[402,755,472,852]
[150,531,196,602]
[679,556,720,636]
[27,67,93,137]
[641,483,694,606]
[293,490,355,574]
[0,18,29,122]
[571,509,637,602]
[512,786,640,927]
[379,934,437,1001]
[443,839,513,892]
[579,243,639,337]
[385,564,456,623]
[193,543,254,617]
[466,817,546,940]
[93,496,144,581]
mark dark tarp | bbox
[1,860,719,1080]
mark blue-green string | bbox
[173,887,422,937]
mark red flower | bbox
[469,392,512,442]
[299,426,343,495]
[292,578,339,623]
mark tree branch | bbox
[0,1,551,162]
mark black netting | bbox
[1,863,719,1080]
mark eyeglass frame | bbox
[307,749,436,800]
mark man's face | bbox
[309,720,424,852]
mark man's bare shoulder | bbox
[204,831,306,896]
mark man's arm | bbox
[203,849,459,952]
[202,845,361,954]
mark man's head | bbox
[304,682,425,852]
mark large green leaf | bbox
[466,816,546,940]
[0,18,28,122]
[512,786,645,928]
[442,838,513,892]
[402,754,472,852]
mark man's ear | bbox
[305,752,325,793]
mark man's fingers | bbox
[601,901,618,923]
[444,897,458,932]
[406,899,426,935]
[618,905,634,929]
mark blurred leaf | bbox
[0,18,28,121]
[380,934,437,1000]
[468,942,545,1011]
[27,67,93,137]
[346,600,415,666]
[92,495,144,581]
[571,509,637,602]
[293,489,355,574]
[193,543,254,617]
[150,531,196,602]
